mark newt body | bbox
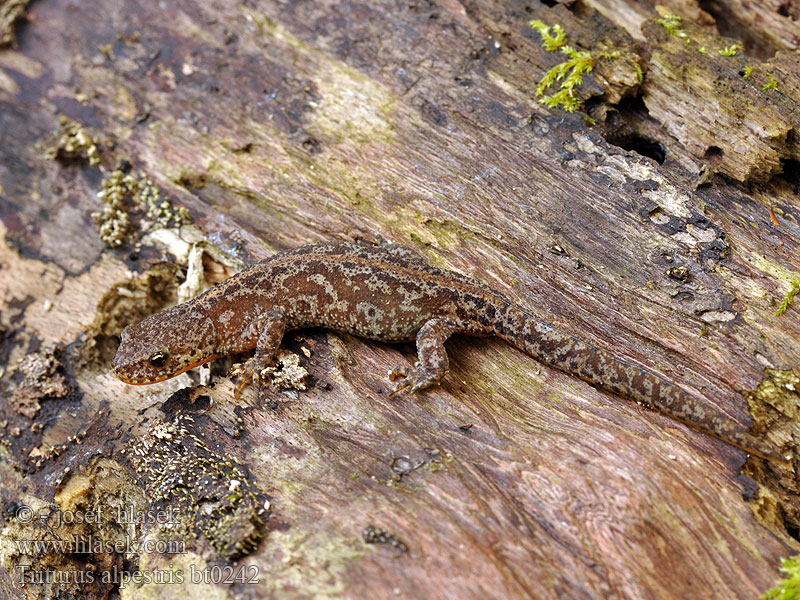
[112,241,787,464]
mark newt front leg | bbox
[234,311,286,398]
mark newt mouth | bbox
[111,355,222,385]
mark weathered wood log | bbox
[1,1,799,599]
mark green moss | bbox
[530,19,619,112]
[763,72,779,92]
[775,280,800,316]
[763,556,800,600]
[529,20,567,52]
[655,6,690,43]
[654,6,745,60]
[742,66,754,79]
[719,43,743,56]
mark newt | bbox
[112,241,789,465]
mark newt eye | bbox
[148,351,169,368]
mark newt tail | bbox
[494,304,789,465]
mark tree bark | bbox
[1,1,799,599]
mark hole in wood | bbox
[599,97,667,164]
[777,158,800,193]
[776,2,797,19]
[703,146,724,163]
[620,134,666,164]
[786,522,800,544]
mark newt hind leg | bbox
[389,318,457,395]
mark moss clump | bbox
[92,170,190,247]
[763,72,779,92]
[775,280,800,316]
[654,7,745,58]
[529,19,567,52]
[529,19,620,113]
[763,556,800,600]
[719,44,743,56]
[655,6,689,43]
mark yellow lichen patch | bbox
[750,253,800,283]
[92,170,191,247]
[125,417,270,560]
[42,116,101,166]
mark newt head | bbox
[112,305,218,384]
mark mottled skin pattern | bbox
[112,241,788,465]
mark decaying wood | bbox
[1,1,799,599]
[641,19,800,183]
